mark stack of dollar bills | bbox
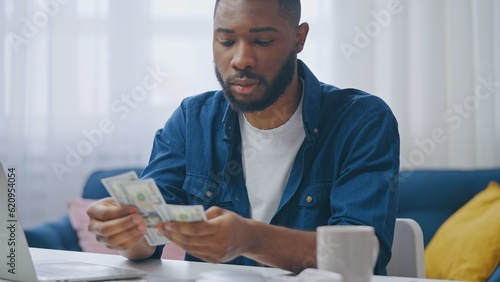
[100,171,207,246]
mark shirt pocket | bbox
[182,174,235,211]
[294,181,332,229]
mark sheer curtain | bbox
[1,0,219,226]
[325,0,500,170]
[1,0,499,227]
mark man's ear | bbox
[295,22,309,53]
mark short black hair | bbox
[214,0,301,27]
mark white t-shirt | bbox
[238,95,305,223]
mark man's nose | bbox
[231,42,256,71]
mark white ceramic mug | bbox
[316,225,379,282]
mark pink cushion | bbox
[67,198,185,260]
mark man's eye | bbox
[219,40,235,47]
[255,39,273,46]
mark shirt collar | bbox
[297,59,321,143]
[222,59,322,143]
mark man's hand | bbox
[157,206,257,263]
[157,206,317,271]
[87,197,154,260]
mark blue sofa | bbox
[397,168,500,281]
[25,167,500,280]
[25,168,143,251]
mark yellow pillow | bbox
[425,181,500,281]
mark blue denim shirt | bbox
[142,60,399,274]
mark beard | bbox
[214,49,296,113]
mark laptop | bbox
[0,163,147,282]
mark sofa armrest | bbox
[24,215,81,252]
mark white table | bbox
[10,248,457,282]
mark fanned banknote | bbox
[100,170,139,205]
[100,171,207,246]
[155,204,207,222]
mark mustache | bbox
[226,70,264,84]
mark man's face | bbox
[213,0,298,113]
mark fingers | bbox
[156,208,224,252]
[161,206,228,236]
[205,206,225,219]
[160,222,214,246]
[90,213,147,251]
[87,197,137,221]
[97,224,147,251]
[168,231,240,263]
[156,207,246,263]
[161,221,213,237]
[161,228,229,263]
[89,212,142,236]
[87,197,146,251]
[158,210,226,238]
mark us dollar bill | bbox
[100,170,139,205]
[101,173,167,245]
[100,171,207,246]
[154,204,207,222]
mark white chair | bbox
[386,218,426,278]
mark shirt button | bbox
[305,195,313,203]
[205,191,213,198]
[313,128,318,134]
